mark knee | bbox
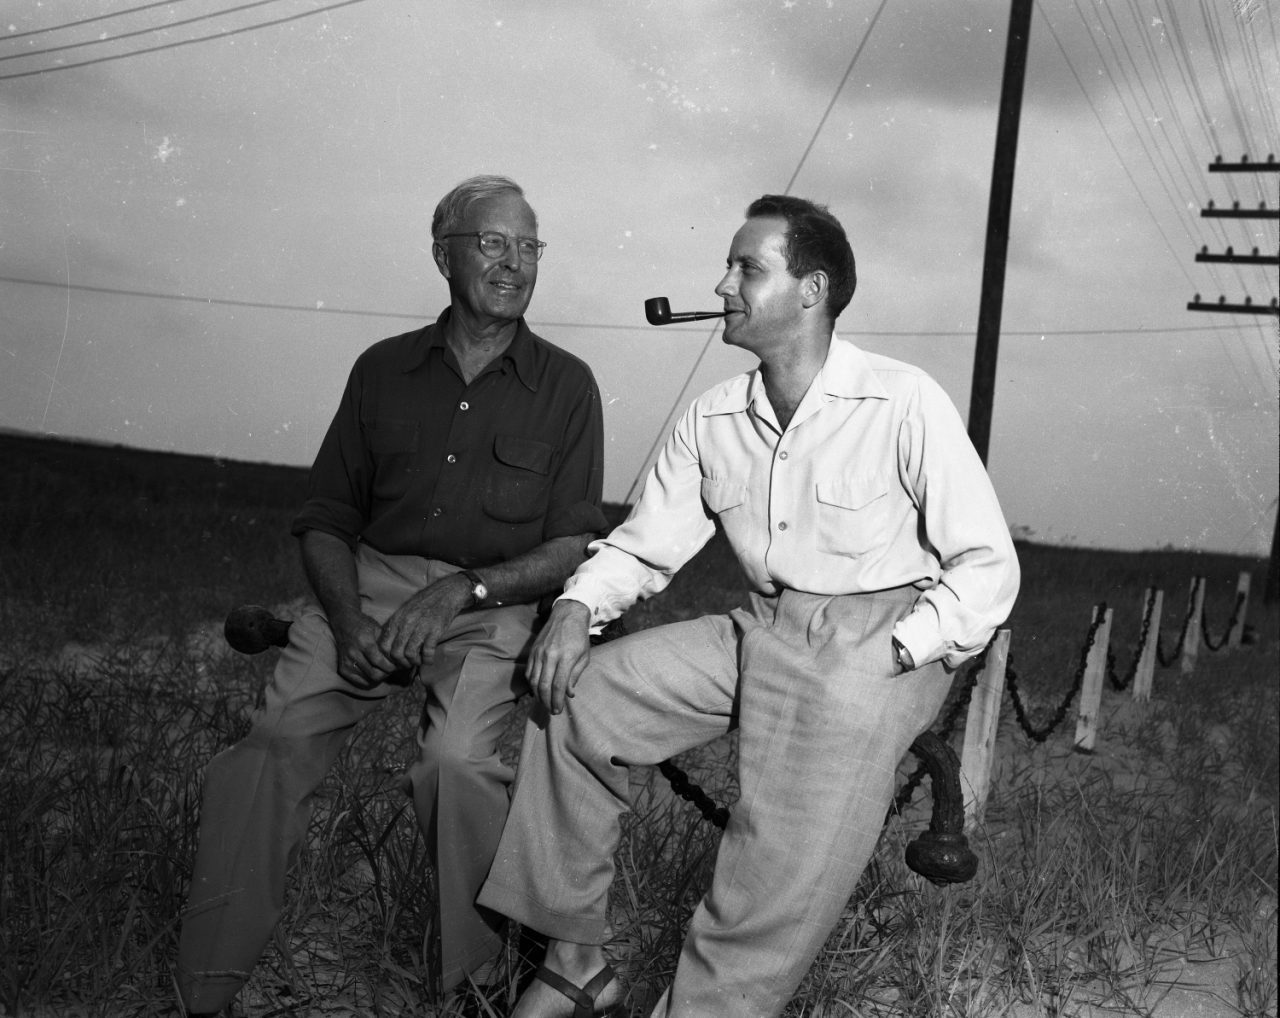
[419,720,505,781]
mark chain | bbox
[1106,588,1156,691]
[1201,589,1247,653]
[1005,606,1107,743]
[657,759,729,830]
[891,644,987,813]
[627,581,1247,832]
[1156,584,1196,668]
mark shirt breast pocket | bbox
[814,475,889,556]
[484,435,554,524]
[701,476,747,516]
[367,418,420,501]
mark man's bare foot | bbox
[508,940,621,1018]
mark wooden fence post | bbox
[1074,605,1112,753]
[961,629,1011,828]
[1227,571,1251,649]
[1181,576,1205,675]
[1132,588,1162,704]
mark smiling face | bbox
[714,215,809,358]
[433,190,539,327]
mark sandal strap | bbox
[532,963,617,1018]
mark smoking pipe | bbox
[644,296,727,326]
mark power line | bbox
[1037,2,1200,292]
[782,0,892,196]
[7,272,1253,336]
[623,0,894,503]
[0,0,297,64]
[0,0,370,80]
[1,0,204,43]
[0,274,423,321]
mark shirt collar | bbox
[701,333,889,417]
[819,334,891,401]
[401,306,540,391]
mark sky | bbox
[2,0,1277,556]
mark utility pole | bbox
[1186,154,1280,602]
[968,0,1034,465]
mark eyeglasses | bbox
[439,231,546,262]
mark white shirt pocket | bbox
[814,474,889,555]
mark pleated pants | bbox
[478,586,951,1018]
[177,544,537,1011]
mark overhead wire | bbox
[1069,0,1206,266]
[0,0,301,64]
[623,0,893,503]
[1199,0,1255,156]
[2,271,1263,336]
[0,0,371,80]
[1037,2,1199,292]
[1119,0,1242,302]
[1,0,204,42]
[1231,9,1280,174]
[1192,1,1280,385]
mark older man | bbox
[478,194,1020,1017]
[177,175,606,1014]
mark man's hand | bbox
[527,599,592,715]
[377,574,472,671]
[330,609,400,690]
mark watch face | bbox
[473,582,488,602]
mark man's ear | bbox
[801,270,829,311]
[432,241,451,280]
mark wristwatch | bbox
[459,569,488,608]
[893,638,914,672]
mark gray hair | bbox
[431,175,535,240]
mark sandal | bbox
[530,963,619,1018]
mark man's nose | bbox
[500,238,522,268]
[715,272,735,298]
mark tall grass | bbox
[1,434,1275,1017]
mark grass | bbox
[1,433,1276,1017]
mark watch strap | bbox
[459,569,486,607]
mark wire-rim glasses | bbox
[440,231,546,262]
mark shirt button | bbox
[777,521,788,531]
[459,401,470,411]
[432,507,443,517]
[778,451,789,460]
[446,454,457,464]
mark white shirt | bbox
[564,336,1020,669]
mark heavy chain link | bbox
[1202,589,1247,652]
[1156,587,1195,667]
[631,581,1248,830]
[1004,606,1107,743]
[1106,588,1156,691]
[891,645,987,813]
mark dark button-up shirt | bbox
[292,308,608,567]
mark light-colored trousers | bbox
[177,544,537,1011]
[478,586,951,1018]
